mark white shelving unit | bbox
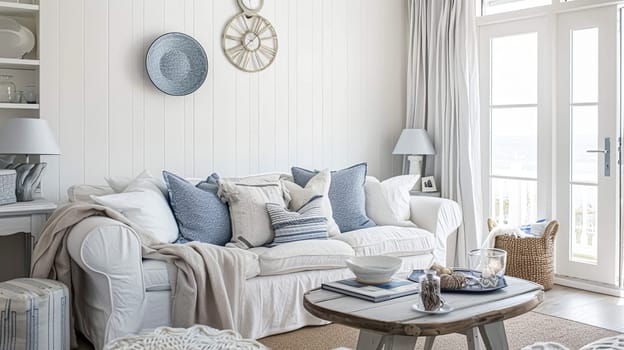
[0,1,39,111]
[0,58,39,70]
[0,103,38,109]
[0,1,38,17]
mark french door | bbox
[555,6,620,286]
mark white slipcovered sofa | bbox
[65,180,461,349]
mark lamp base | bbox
[8,162,47,202]
[407,155,424,191]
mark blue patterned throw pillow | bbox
[163,171,231,245]
[291,163,375,233]
[267,196,329,245]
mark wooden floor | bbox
[535,285,624,332]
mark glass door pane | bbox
[556,6,619,286]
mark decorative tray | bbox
[408,268,508,293]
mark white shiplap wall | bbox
[39,0,407,201]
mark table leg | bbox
[355,330,417,350]
[356,330,383,350]
[478,321,509,350]
[381,335,417,350]
[464,327,483,350]
[424,336,436,350]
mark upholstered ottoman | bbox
[103,325,267,350]
[0,278,70,350]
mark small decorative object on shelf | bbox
[23,84,36,103]
[0,169,16,205]
[421,176,437,193]
[0,74,16,102]
[418,270,442,311]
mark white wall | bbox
[39,0,407,201]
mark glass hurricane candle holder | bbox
[468,248,507,288]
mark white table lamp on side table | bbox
[0,118,61,201]
[392,128,435,191]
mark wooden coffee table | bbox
[304,276,543,350]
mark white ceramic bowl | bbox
[345,256,402,284]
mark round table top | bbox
[303,276,543,337]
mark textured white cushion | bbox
[67,184,114,203]
[282,169,340,237]
[91,190,179,243]
[332,226,434,257]
[106,169,168,196]
[365,175,419,227]
[250,240,355,276]
[220,180,288,248]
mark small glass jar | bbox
[419,270,443,311]
[23,85,37,104]
[0,75,16,103]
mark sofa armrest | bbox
[409,196,462,265]
[67,216,147,349]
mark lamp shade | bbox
[392,128,435,155]
[0,118,61,155]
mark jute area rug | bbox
[259,312,619,350]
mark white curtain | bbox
[406,0,484,266]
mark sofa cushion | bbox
[220,180,288,249]
[250,240,354,276]
[163,171,231,246]
[91,190,179,243]
[332,226,434,257]
[365,175,419,227]
[106,169,168,197]
[291,163,375,233]
[282,169,340,237]
[142,259,173,292]
[267,196,328,245]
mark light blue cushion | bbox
[163,171,231,245]
[267,196,329,245]
[291,163,375,233]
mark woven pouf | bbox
[104,325,268,350]
[0,278,70,350]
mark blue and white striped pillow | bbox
[267,196,329,245]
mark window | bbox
[569,27,599,263]
[480,0,551,16]
[488,32,539,225]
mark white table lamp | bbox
[392,129,435,190]
[0,118,61,201]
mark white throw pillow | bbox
[281,169,340,237]
[365,175,419,227]
[67,184,114,203]
[91,190,179,243]
[220,180,288,249]
[106,170,168,196]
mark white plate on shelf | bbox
[412,303,454,314]
[0,16,35,59]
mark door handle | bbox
[586,137,610,176]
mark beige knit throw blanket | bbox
[31,203,250,348]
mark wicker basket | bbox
[488,218,559,290]
[0,169,16,205]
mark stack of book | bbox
[322,278,420,302]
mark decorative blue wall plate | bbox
[146,32,208,96]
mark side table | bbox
[0,199,57,281]
[410,190,441,197]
